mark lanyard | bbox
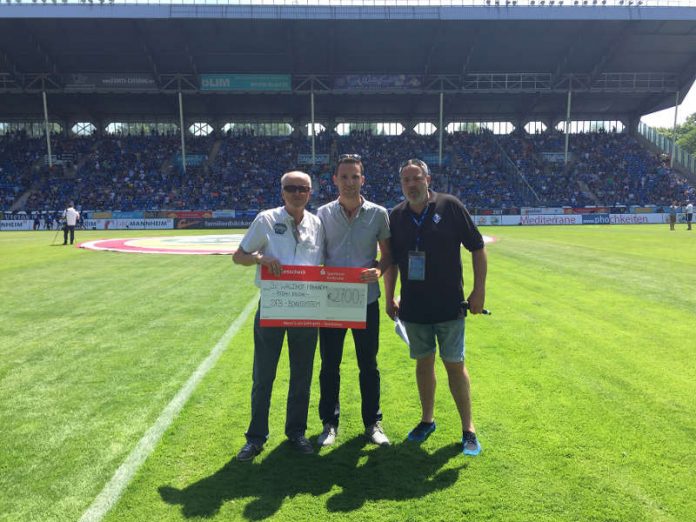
[410,205,430,251]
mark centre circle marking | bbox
[79,234,495,255]
[78,234,245,255]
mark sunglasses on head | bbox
[399,158,429,175]
[283,184,311,193]
[337,153,362,164]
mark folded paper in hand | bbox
[394,317,409,347]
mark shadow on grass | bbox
[159,436,465,520]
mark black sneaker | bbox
[236,442,262,462]
[407,421,436,442]
[289,435,314,455]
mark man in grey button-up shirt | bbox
[316,154,393,447]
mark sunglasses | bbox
[337,153,362,163]
[399,158,429,175]
[283,185,311,194]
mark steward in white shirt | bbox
[62,202,80,245]
[232,171,324,461]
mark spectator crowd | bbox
[1,127,694,216]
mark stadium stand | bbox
[1,130,694,216]
[1,3,696,221]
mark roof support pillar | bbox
[671,91,680,169]
[438,90,444,169]
[178,88,187,175]
[310,86,316,166]
[42,87,53,169]
[564,85,572,166]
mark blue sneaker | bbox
[462,431,481,456]
[407,421,436,442]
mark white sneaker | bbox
[317,423,337,447]
[366,421,391,446]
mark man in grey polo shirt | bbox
[316,154,393,447]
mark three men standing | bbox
[233,171,324,461]
[233,157,487,460]
[384,159,487,456]
[316,154,393,447]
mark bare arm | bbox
[376,238,393,275]
[360,238,393,283]
[233,247,282,276]
[383,264,399,320]
[466,247,487,314]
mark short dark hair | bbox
[335,153,364,175]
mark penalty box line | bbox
[79,293,259,522]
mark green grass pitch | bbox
[1,225,694,521]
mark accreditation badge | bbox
[407,250,426,281]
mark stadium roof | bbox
[1,1,696,127]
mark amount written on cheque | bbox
[260,265,367,329]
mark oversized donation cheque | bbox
[260,265,367,329]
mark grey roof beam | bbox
[423,75,459,91]
[0,47,24,88]
[161,74,197,92]
[550,22,594,85]
[134,21,162,89]
[176,21,199,77]
[23,21,61,82]
[422,24,441,79]
[588,21,633,83]
[287,22,297,74]
[295,75,330,93]
[458,30,480,79]
[24,73,61,91]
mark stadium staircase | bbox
[635,132,696,188]
[203,139,222,170]
[10,188,33,211]
[73,139,100,173]
[492,136,541,204]
[160,154,174,175]
[576,179,600,205]
[10,154,49,211]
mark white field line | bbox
[79,293,259,522]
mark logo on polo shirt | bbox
[274,223,288,234]
[433,213,442,224]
